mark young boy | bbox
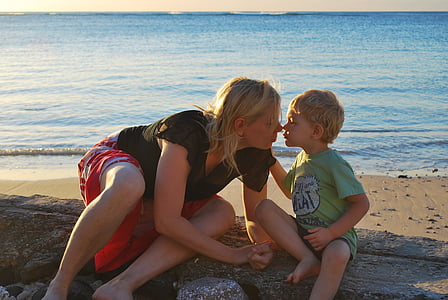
[255,90,370,300]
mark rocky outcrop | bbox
[1,194,447,299]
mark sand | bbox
[0,175,446,241]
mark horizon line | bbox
[1,10,447,13]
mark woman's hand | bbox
[247,241,273,270]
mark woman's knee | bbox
[191,198,236,238]
[100,163,145,206]
[214,198,236,226]
[255,198,275,221]
[200,197,236,228]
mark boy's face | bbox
[282,108,315,148]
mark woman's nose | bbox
[275,122,283,132]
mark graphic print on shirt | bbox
[292,175,321,216]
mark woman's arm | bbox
[242,183,274,270]
[153,139,251,265]
[270,159,292,199]
[242,183,271,243]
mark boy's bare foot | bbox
[286,256,321,284]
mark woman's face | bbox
[238,104,282,150]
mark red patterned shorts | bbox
[78,132,212,273]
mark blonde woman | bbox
[44,77,282,300]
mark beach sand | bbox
[0,175,446,241]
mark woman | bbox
[43,77,282,300]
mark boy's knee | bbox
[324,241,350,267]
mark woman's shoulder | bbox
[163,110,207,125]
[157,110,208,135]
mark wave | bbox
[273,148,355,157]
[342,128,448,134]
[0,146,388,158]
[229,11,289,16]
[1,147,300,157]
[0,148,89,156]
[0,147,306,158]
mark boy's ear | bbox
[234,117,247,137]
[312,124,324,140]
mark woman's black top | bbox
[117,110,276,201]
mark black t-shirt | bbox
[117,110,276,201]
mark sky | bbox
[1,0,447,12]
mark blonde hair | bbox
[290,90,344,144]
[202,77,281,173]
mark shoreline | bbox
[0,162,446,181]
[1,175,446,242]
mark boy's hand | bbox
[304,227,334,251]
[248,241,273,270]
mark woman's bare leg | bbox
[43,163,145,300]
[92,197,236,300]
[255,199,320,283]
[309,240,350,300]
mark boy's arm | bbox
[328,193,370,238]
[270,159,292,199]
[305,193,370,251]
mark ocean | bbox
[1,12,447,179]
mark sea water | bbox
[1,12,447,179]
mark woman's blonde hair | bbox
[289,90,344,144]
[202,77,281,173]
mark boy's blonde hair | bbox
[290,90,344,144]
[203,77,281,173]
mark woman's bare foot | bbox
[42,279,69,300]
[286,256,321,284]
[92,279,133,300]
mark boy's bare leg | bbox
[309,239,350,300]
[255,199,320,284]
[43,163,145,300]
[93,197,236,300]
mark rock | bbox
[1,193,448,299]
[5,285,23,297]
[30,279,94,300]
[0,194,83,284]
[177,277,248,300]
[0,286,9,300]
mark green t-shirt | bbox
[283,149,364,258]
